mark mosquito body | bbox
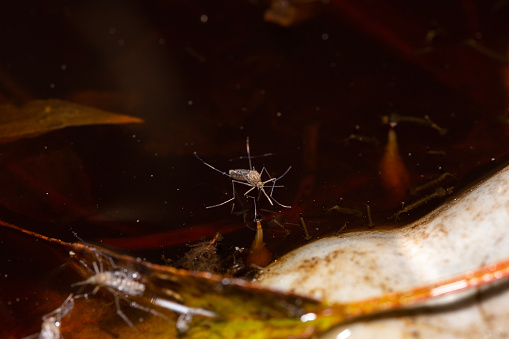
[194,137,291,218]
[73,263,145,297]
[72,261,149,331]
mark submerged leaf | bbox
[0,99,143,143]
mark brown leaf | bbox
[0,99,143,143]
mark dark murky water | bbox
[0,1,508,337]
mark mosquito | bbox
[24,294,75,339]
[194,137,291,218]
[71,233,169,332]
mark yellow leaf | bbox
[4,218,509,338]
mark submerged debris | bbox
[179,232,223,273]
[174,232,249,276]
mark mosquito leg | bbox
[243,186,256,196]
[260,177,290,208]
[260,187,274,206]
[264,178,277,197]
[106,256,117,269]
[252,195,258,220]
[78,235,104,273]
[206,196,235,209]
[259,167,275,184]
[194,152,231,177]
[270,195,291,208]
[259,170,291,208]
[266,178,277,194]
[246,137,253,170]
[97,256,104,274]
[259,169,279,202]
[72,231,89,245]
[262,177,288,207]
[73,232,105,273]
[259,164,292,183]
[92,262,100,275]
[92,286,100,295]
[112,293,138,332]
[208,181,240,209]
[77,258,94,274]
[276,166,292,181]
[258,167,277,192]
[257,185,263,202]
[269,166,292,197]
[229,153,275,162]
[259,166,268,178]
[248,167,272,205]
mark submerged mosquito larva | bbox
[408,172,456,196]
[366,201,375,228]
[269,215,290,235]
[392,187,452,221]
[298,214,312,241]
[326,199,363,218]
